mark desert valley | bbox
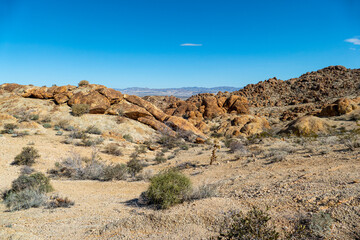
[0,65,359,239]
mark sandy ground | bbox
[0,126,360,239]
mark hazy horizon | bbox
[1,0,359,89]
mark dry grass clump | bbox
[46,195,75,209]
[12,146,40,166]
[154,152,166,164]
[71,104,90,116]
[219,207,279,240]
[103,143,123,156]
[85,125,102,135]
[48,151,129,181]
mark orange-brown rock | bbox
[319,98,357,117]
[195,137,205,144]
[165,116,205,137]
[97,88,123,104]
[217,115,270,137]
[124,95,168,121]
[137,116,176,136]
[202,96,225,118]
[105,101,151,119]
[68,91,111,114]
[223,95,249,114]
[284,116,331,135]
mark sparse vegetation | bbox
[126,158,144,177]
[154,152,166,164]
[219,207,279,240]
[103,143,123,156]
[85,125,102,135]
[12,146,40,166]
[71,104,90,116]
[2,172,54,212]
[46,195,75,209]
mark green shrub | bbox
[145,170,192,209]
[71,104,90,116]
[127,158,144,177]
[78,80,89,86]
[1,123,18,134]
[4,189,46,212]
[158,134,181,149]
[12,147,40,166]
[310,212,333,237]
[219,207,279,240]
[43,123,52,128]
[10,172,54,194]
[123,134,133,142]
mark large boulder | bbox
[217,115,270,137]
[124,95,168,121]
[283,116,331,136]
[68,91,111,114]
[202,96,225,118]
[97,88,123,104]
[165,116,205,137]
[223,95,249,114]
[105,101,151,119]
[137,116,176,136]
[319,98,358,117]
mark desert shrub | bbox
[43,123,52,128]
[158,134,182,149]
[85,125,102,135]
[228,140,247,154]
[123,134,133,142]
[1,123,18,134]
[12,146,40,166]
[82,159,105,180]
[3,189,47,212]
[41,115,52,123]
[144,170,192,209]
[338,129,360,151]
[310,212,333,237]
[9,172,54,194]
[69,129,88,139]
[71,104,90,116]
[127,158,144,177]
[103,143,123,156]
[219,207,279,240]
[80,137,104,147]
[180,143,189,150]
[154,152,166,164]
[46,195,75,209]
[29,114,39,121]
[190,183,218,200]
[135,145,147,154]
[211,132,224,138]
[78,80,89,86]
[48,151,128,181]
[103,164,128,181]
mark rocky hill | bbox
[232,65,360,107]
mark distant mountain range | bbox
[116,86,239,99]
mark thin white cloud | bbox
[349,47,356,51]
[345,37,360,45]
[180,43,203,47]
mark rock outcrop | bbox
[319,98,358,117]
[283,116,331,136]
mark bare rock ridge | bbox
[1,83,208,138]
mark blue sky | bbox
[0,0,359,88]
